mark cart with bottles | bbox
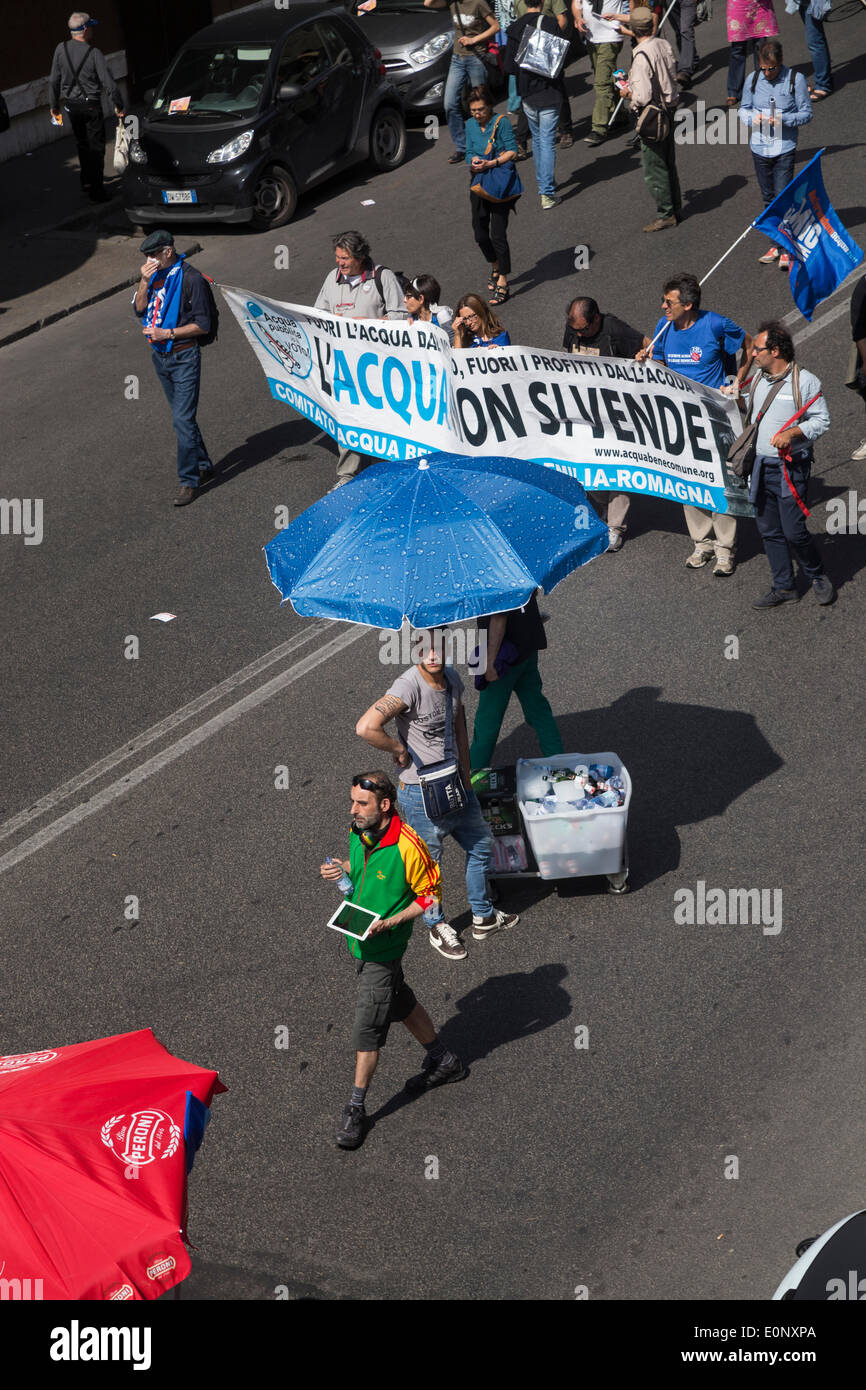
[474,752,631,894]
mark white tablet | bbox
[327,899,380,941]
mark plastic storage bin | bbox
[516,751,631,881]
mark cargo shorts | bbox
[352,957,417,1051]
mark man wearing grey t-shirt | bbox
[356,630,518,961]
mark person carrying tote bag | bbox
[464,85,520,305]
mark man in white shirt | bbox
[573,0,630,146]
[744,322,834,608]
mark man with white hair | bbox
[49,12,124,202]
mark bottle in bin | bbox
[325,856,354,895]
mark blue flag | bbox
[752,150,863,321]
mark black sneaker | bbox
[584,132,604,147]
[752,587,798,609]
[812,574,836,605]
[198,464,215,483]
[447,151,463,164]
[405,1053,467,1095]
[336,1103,368,1149]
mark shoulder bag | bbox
[634,50,671,144]
[470,115,523,202]
[405,674,469,821]
[727,372,789,479]
[515,14,570,79]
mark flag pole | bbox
[607,0,680,127]
[643,221,757,356]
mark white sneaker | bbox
[540,194,560,210]
[471,908,520,940]
[428,922,467,960]
[758,246,780,264]
[851,439,866,461]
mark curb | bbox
[0,238,203,351]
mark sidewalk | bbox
[0,131,199,349]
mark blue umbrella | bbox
[264,452,608,630]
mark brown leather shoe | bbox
[173,485,197,507]
[643,216,677,232]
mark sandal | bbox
[724,96,738,107]
[489,286,509,306]
[810,89,830,101]
[487,269,500,291]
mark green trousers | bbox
[590,42,623,136]
[640,125,682,219]
[469,653,563,770]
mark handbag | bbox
[727,374,787,479]
[470,115,523,202]
[633,51,671,144]
[405,674,469,821]
[515,15,570,79]
[113,117,130,173]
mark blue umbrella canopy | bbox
[264,452,608,630]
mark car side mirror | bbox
[277,82,303,101]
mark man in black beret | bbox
[133,230,216,506]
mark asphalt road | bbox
[3,6,866,1305]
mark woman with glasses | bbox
[403,274,454,332]
[453,293,511,348]
[464,85,519,307]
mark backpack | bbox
[373,264,412,304]
[182,263,219,347]
[750,67,797,98]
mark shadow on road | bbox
[368,963,572,1126]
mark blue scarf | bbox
[144,253,186,354]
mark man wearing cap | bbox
[624,7,681,232]
[133,231,215,507]
[49,13,124,202]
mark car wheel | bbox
[250,166,297,230]
[369,106,406,171]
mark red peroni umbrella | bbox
[0,1028,225,1300]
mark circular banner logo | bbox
[101,1109,180,1166]
[246,300,312,379]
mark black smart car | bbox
[123,0,406,230]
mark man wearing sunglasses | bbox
[321,771,466,1150]
[743,322,834,609]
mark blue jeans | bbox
[444,53,487,154]
[727,40,759,100]
[752,148,795,208]
[797,0,832,92]
[151,345,211,487]
[753,454,824,590]
[522,100,561,197]
[397,783,494,923]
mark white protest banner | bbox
[222,287,749,514]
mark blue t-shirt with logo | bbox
[651,310,745,388]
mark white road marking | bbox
[792,297,851,345]
[0,621,335,845]
[0,622,368,876]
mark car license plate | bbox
[162,190,197,204]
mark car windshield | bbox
[150,44,273,119]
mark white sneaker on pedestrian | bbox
[428,923,467,960]
[851,439,866,461]
[607,529,624,552]
[471,908,519,940]
[778,252,792,271]
[758,246,780,264]
[685,547,713,568]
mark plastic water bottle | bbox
[325,856,353,895]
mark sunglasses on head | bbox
[352,776,382,792]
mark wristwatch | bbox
[169,328,175,341]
